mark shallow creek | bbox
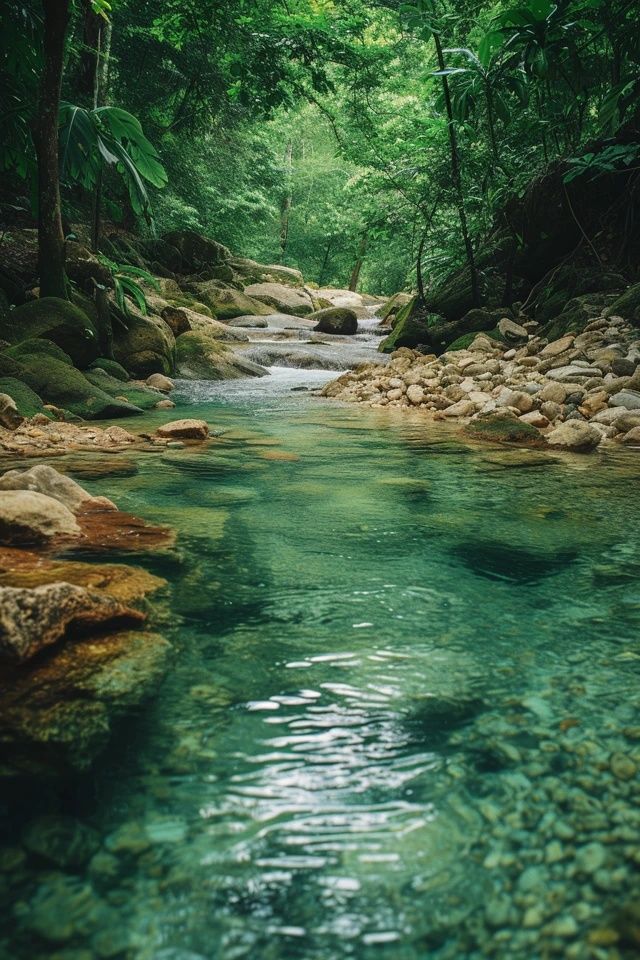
[2,364,640,959]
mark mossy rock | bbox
[18,356,142,419]
[604,283,640,325]
[191,283,273,321]
[0,353,28,379]
[167,296,213,317]
[541,292,619,341]
[89,358,130,382]
[379,297,434,352]
[375,292,412,322]
[5,338,74,366]
[176,331,268,380]
[84,369,162,410]
[463,412,544,447]
[113,310,175,378]
[448,328,505,351]
[1,297,99,367]
[0,377,50,418]
[162,230,231,271]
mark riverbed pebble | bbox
[320,310,640,453]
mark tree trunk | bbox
[36,0,70,299]
[432,31,480,308]
[348,233,367,291]
[318,239,333,287]
[416,229,428,302]
[90,14,112,252]
[279,140,293,257]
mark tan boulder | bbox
[156,419,209,441]
[0,490,81,545]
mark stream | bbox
[2,335,640,959]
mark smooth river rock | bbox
[156,419,209,441]
[0,490,81,545]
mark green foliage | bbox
[59,104,167,220]
[97,256,160,315]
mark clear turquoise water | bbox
[3,373,640,959]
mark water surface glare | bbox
[3,376,640,959]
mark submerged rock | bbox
[0,582,145,662]
[0,629,170,776]
[23,815,100,868]
[0,546,166,603]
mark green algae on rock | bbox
[1,298,100,368]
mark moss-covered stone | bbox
[375,292,412,324]
[541,292,619,341]
[84,369,162,410]
[162,230,231,271]
[113,310,175,378]
[0,353,28,379]
[5,338,73,366]
[1,298,99,367]
[191,283,275,321]
[18,356,142,419]
[176,331,267,380]
[379,297,434,352]
[0,377,49,418]
[604,283,640,325]
[167,296,213,317]
[89,358,130,381]
[463,412,544,447]
[448,328,505,351]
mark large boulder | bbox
[84,368,164,410]
[0,490,81,545]
[0,298,99,367]
[379,297,434,352]
[463,411,545,447]
[244,282,314,316]
[189,283,272,321]
[229,258,304,287]
[175,331,268,380]
[0,583,144,662]
[0,464,102,512]
[161,304,248,341]
[162,230,230,271]
[88,358,130,381]
[375,292,413,325]
[156,419,209,441]
[311,307,358,335]
[0,377,48,418]
[18,355,143,418]
[113,310,175,378]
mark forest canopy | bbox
[1,0,640,295]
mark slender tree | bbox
[36,0,71,298]
[432,29,480,308]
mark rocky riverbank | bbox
[0,418,214,778]
[321,311,640,453]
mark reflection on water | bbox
[2,376,640,959]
